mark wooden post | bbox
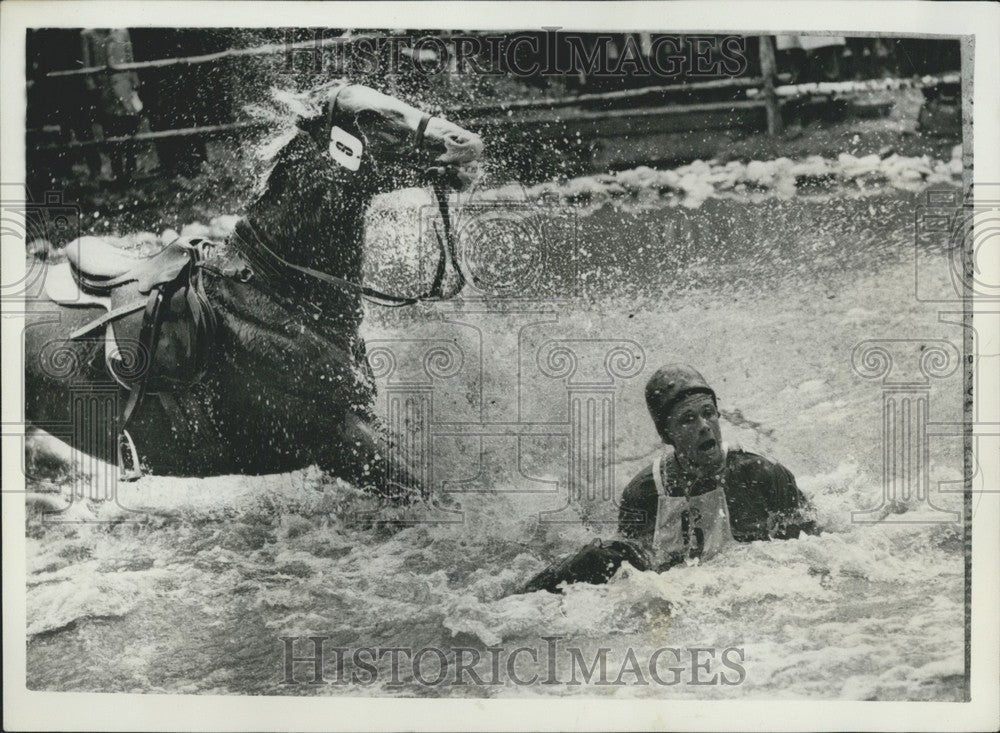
[758,35,782,136]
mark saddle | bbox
[46,236,219,479]
[64,236,158,280]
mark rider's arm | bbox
[727,452,817,541]
[764,462,817,539]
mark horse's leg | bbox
[338,410,428,501]
[25,426,81,483]
[24,293,120,484]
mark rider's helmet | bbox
[644,364,717,440]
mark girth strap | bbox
[116,287,166,480]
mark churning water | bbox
[26,176,966,700]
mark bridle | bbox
[235,84,466,309]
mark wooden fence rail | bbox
[450,76,774,117]
[29,29,959,157]
[31,73,784,152]
[33,121,267,152]
[41,32,360,79]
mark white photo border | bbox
[2,2,997,731]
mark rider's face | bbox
[663,393,724,476]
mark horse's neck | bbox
[244,130,377,277]
[204,274,376,419]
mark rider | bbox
[521,363,816,593]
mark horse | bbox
[23,83,483,498]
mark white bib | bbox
[651,447,736,566]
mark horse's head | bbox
[244,82,482,297]
[213,83,484,490]
[296,83,483,192]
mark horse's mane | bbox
[240,79,379,324]
[247,79,348,161]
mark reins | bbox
[233,180,459,309]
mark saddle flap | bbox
[64,236,215,387]
[106,277,209,387]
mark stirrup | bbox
[117,429,143,481]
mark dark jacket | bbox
[521,446,815,594]
[618,446,815,552]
